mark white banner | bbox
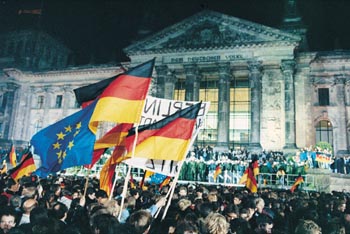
[123,96,210,176]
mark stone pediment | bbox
[124,10,301,55]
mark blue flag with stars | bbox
[31,101,97,178]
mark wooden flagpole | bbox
[83,168,91,198]
[108,164,120,200]
[117,124,139,221]
[161,160,185,220]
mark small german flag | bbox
[8,151,36,181]
[290,175,304,193]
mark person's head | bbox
[254,197,265,213]
[30,206,49,225]
[86,187,96,200]
[51,202,68,221]
[50,184,62,198]
[9,195,22,209]
[0,207,17,234]
[92,213,119,234]
[294,219,322,234]
[256,214,273,234]
[6,178,20,193]
[96,190,108,205]
[336,200,347,213]
[223,204,239,222]
[178,186,187,198]
[205,212,229,234]
[175,221,199,234]
[130,189,140,200]
[22,198,38,215]
[233,193,243,206]
[128,210,153,234]
[21,186,37,199]
[100,199,118,217]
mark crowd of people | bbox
[0,169,350,234]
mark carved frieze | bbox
[124,10,300,55]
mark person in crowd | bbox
[127,209,153,234]
[18,198,37,225]
[0,207,17,234]
[50,201,68,231]
[294,219,322,234]
[204,212,230,234]
[1,178,20,204]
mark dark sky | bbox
[1,0,350,65]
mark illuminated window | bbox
[229,76,250,148]
[315,120,333,145]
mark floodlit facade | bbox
[1,9,350,156]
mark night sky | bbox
[1,0,350,65]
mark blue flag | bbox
[149,173,167,184]
[31,101,97,177]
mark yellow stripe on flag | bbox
[89,97,145,133]
[124,136,190,161]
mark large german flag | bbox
[89,59,155,133]
[8,151,36,181]
[123,102,201,162]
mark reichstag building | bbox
[0,2,348,156]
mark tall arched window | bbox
[315,120,333,145]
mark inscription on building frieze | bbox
[166,53,250,64]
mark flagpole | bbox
[154,176,175,219]
[109,164,120,200]
[161,160,185,220]
[83,168,90,198]
[161,102,203,220]
[118,124,139,221]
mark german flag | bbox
[88,59,155,133]
[139,170,155,190]
[213,164,222,181]
[290,175,304,193]
[8,151,36,181]
[8,144,17,167]
[99,158,116,197]
[159,176,171,190]
[252,159,259,176]
[122,102,201,162]
[85,123,133,169]
[239,161,258,193]
[129,174,136,189]
[94,123,133,150]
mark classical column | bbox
[164,70,177,99]
[281,60,297,149]
[335,76,348,154]
[155,65,168,98]
[216,62,231,149]
[184,64,200,101]
[4,83,19,140]
[248,60,262,152]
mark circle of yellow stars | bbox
[52,122,81,164]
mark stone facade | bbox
[1,10,350,156]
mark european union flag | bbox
[149,173,167,184]
[31,101,97,177]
